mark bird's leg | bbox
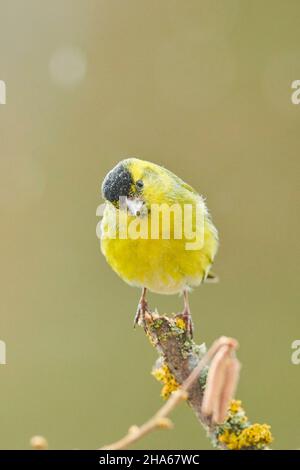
[134,287,149,328]
[182,289,194,338]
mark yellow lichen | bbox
[218,429,240,450]
[229,399,242,414]
[152,363,179,399]
[238,424,273,449]
[146,330,157,347]
[175,318,186,331]
[218,423,273,450]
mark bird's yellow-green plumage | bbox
[100,158,218,295]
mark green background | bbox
[0,0,299,449]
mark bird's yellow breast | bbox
[100,203,218,295]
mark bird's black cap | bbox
[102,163,133,203]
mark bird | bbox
[100,158,218,337]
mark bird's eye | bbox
[136,180,144,190]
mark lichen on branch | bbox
[147,311,273,450]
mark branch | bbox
[100,336,224,450]
[101,310,273,450]
[30,311,273,450]
[30,436,48,450]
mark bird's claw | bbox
[182,310,194,339]
[133,299,149,328]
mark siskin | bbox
[100,158,218,336]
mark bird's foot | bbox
[134,297,150,329]
[181,308,194,339]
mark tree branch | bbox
[100,310,273,450]
[100,334,218,450]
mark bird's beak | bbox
[126,197,146,217]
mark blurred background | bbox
[0,0,299,450]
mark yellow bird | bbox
[100,158,218,336]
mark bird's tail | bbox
[204,271,219,283]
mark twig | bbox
[29,313,273,450]
[100,331,236,450]
[100,359,201,449]
[30,436,48,450]
[100,310,273,450]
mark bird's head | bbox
[102,158,175,216]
